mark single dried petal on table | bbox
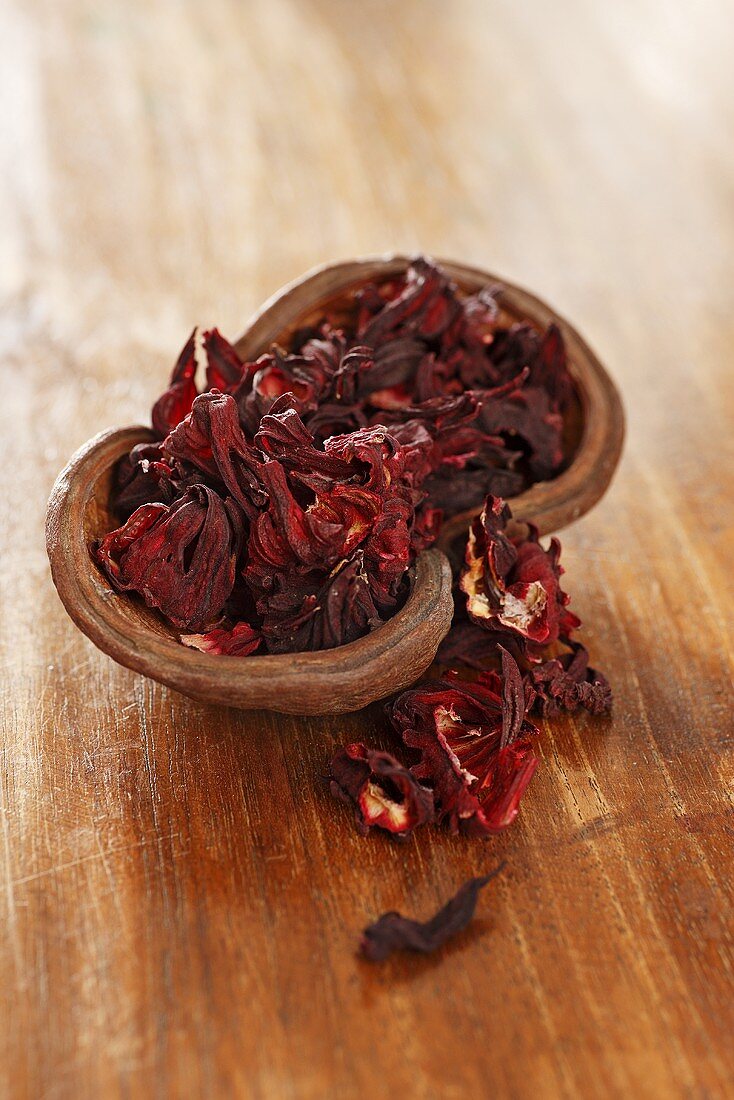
[360,865,505,962]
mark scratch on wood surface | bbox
[11,833,181,888]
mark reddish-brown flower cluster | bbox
[330,499,611,845]
[96,257,578,655]
[88,258,615,960]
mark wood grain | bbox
[1,1,733,1098]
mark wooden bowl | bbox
[46,254,622,714]
[46,426,453,714]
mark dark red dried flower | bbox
[524,640,612,717]
[330,742,435,839]
[180,620,262,656]
[114,441,176,519]
[163,390,266,518]
[360,866,504,961]
[95,485,242,631]
[151,329,199,439]
[460,495,580,648]
[389,650,539,836]
[203,328,250,392]
[261,553,382,652]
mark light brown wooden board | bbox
[1,1,733,1098]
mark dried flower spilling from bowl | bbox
[94,257,581,656]
[81,254,618,959]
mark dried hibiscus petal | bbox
[203,328,249,392]
[525,639,612,717]
[180,621,262,657]
[460,495,580,648]
[95,485,242,631]
[360,866,504,961]
[151,329,199,439]
[260,552,382,653]
[113,441,175,520]
[330,743,434,838]
[389,650,539,836]
[163,390,267,518]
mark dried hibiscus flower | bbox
[460,495,580,648]
[389,650,539,836]
[524,639,612,717]
[261,553,383,653]
[95,485,242,631]
[151,329,199,439]
[360,865,504,961]
[180,621,262,657]
[330,743,435,839]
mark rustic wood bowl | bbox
[46,254,623,714]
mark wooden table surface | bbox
[2,2,733,1097]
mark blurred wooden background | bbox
[1,1,733,1097]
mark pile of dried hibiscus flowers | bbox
[94,257,612,952]
[95,256,584,659]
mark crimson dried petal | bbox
[254,400,354,486]
[435,618,503,670]
[245,460,346,599]
[114,441,176,519]
[358,257,462,345]
[163,391,267,518]
[330,743,434,838]
[261,552,382,653]
[533,323,575,411]
[235,344,331,429]
[525,640,612,717]
[368,391,479,433]
[151,329,199,439]
[360,867,504,962]
[422,465,525,515]
[95,485,242,631]
[477,386,565,481]
[181,621,262,657]
[373,419,435,491]
[389,650,539,836]
[203,328,251,392]
[359,497,414,612]
[460,495,580,648]
[323,424,406,494]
